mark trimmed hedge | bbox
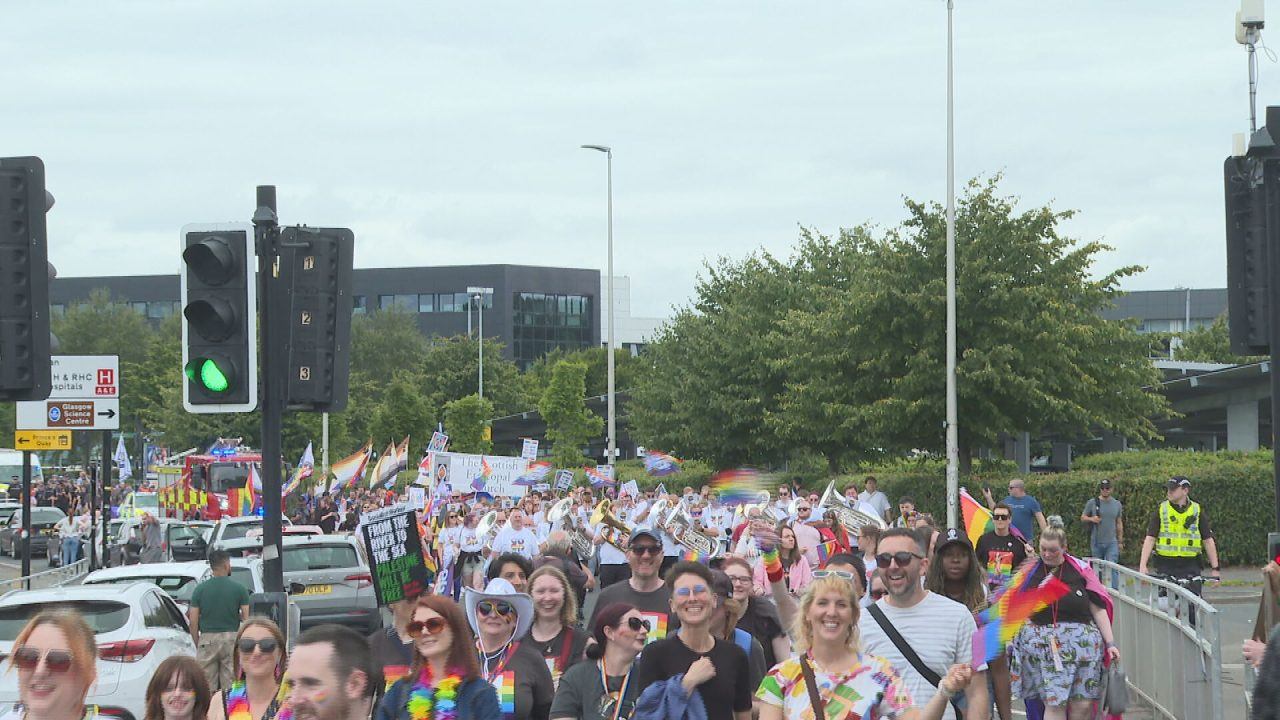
[848,450,1274,567]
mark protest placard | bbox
[360,505,429,605]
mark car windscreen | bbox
[207,463,254,494]
[131,494,159,510]
[27,508,65,524]
[229,567,256,592]
[221,521,262,541]
[0,601,130,640]
[88,576,200,602]
[283,545,360,572]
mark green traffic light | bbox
[186,358,231,393]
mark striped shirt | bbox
[858,592,985,720]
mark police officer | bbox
[1138,475,1220,596]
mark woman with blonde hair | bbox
[208,618,287,720]
[523,566,587,689]
[0,610,99,720]
[145,655,213,720]
[756,574,972,720]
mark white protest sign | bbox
[621,479,640,497]
[408,486,426,510]
[433,451,529,497]
[555,470,573,491]
[428,432,449,452]
[521,438,539,461]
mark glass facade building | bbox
[512,292,594,368]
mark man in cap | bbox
[1081,479,1124,568]
[1139,475,1220,597]
[587,527,676,641]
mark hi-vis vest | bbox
[1156,500,1203,558]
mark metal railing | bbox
[1087,559,1222,720]
[0,559,90,595]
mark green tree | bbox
[522,347,642,407]
[349,308,429,390]
[421,336,524,418]
[539,361,604,469]
[368,373,436,450]
[443,394,493,455]
[1175,314,1264,364]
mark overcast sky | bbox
[3,2,1257,317]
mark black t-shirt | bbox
[736,597,784,668]
[633,634,752,720]
[1028,561,1103,625]
[522,625,589,686]
[481,640,554,720]
[975,531,1028,588]
[368,626,413,690]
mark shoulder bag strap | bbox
[797,655,826,720]
[867,604,963,720]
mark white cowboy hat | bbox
[464,577,534,642]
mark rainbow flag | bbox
[681,548,710,564]
[330,441,373,493]
[514,461,552,486]
[282,442,314,497]
[816,539,839,566]
[493,672,516,715]
[960,488,993,546]
[471,456,493,492]
[584,464,615,487]
[971,561,1070,665]
[710,468,766,506]
[644,451,682,477]
[239,470,258,516]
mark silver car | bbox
[281,536,379,633]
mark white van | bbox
[0,449,43,492]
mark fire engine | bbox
[156,446,261,520]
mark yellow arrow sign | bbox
[14,431,73,451]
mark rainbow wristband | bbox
[762,547,784,583]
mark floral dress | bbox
[756,652,912,720]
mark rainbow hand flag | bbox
[585,464,615,487]
[972,561,1070,665]
[514,461,552,486]
[681,547,710,564]
[240,469,259,516]
[471,457,493,492]
[644,451,682,477]
[960,488,993,546]
[815,539,839,566]
[710,468,766,506]
[282,442,314,497]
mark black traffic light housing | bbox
[180,223,257,413]
[280,226,354,411]
[0,156,52,402]
[1225,155,1271,355]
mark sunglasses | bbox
[870,589,888,600]
[812,569,855,581]
[624,617,652,632]
[238,638,279,655]
[630,545,662,556]
[796,506,811,512]
[674,584,709,598]
[477,600,515,618]
[407,617,449,637]
[993,514,1010,520]
[10,647,72,673]
[876,551,925,568]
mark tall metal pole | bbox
[254,185,284,593]
[944,0,960,531]
[20,451,31,587]
[478,294,484,400]
[101,432,109,566]
[88,461,97,569]
[321,412,330,481]
[606,150,616,465]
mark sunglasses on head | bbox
[630,544,662,556]
[812,569,855,581]
[238,638,279,655]
[477,600,515,618]
[10,647,72,673]
[407,617,449,637]
[993,513,1010,520]
[876,551,925,568]
[624,617,651,632]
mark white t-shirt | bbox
[458,525,485,553]
[491,527,541,559]
[860,490,893,520]
[594,522,627,565]
[439,526,462,561]
[858,592,986,720]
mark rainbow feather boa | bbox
[406,664,462,720]
[226,681,252,720]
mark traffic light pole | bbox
[101,432,110,565]
[20,451,30,588]
[88,462,97,570]
[253,186,285,594]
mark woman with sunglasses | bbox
[465,578,554,720]
[549,603,647,720]
[208,618,287,720]
[145,656,213,720]
[752,524,812,598]
[524,566,587,689]
[375,594,500,720]
[757,574,972,720]
[0,610,99,720]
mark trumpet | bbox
[548,497,595,561]
[589,499,634,550]
[818,481,886,535]
[665,504,720,559]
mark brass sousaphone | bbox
[548,497,595,560]
[818,480,887,535]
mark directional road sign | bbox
[17,399,120,430]
[14,431,72,451]
[17,355,121,430]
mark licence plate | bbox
[301,584,332,595]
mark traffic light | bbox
[1225,156,1271,355]
[181,222,257,413]
[0,157,52,402]
[280,226,354,412]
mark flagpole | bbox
[321,412,330,480]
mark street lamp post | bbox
[581,144,616,464]
[467,287,492,400]
[945,0,959,530]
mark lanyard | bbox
[477,639,519,683]
[599,658,632,720]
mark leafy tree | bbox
[538,361,603,469]
[368,373,436,451]
[522,347,642,408]
[420,336,524,418]
[349,308,429,392]
[443,394,493,455]
[1175,314,1265,364]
